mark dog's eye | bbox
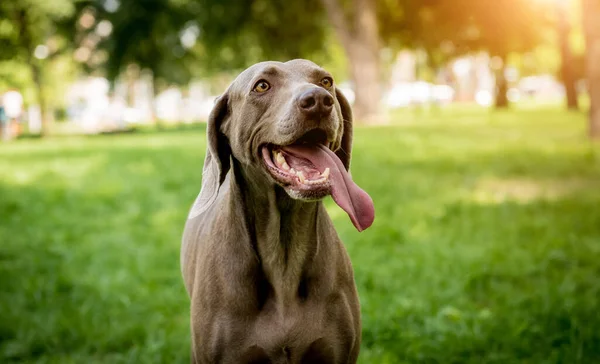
[320,77,333,89]
[253,80,271,93]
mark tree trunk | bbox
[18,8,49,136]
[558,1,579,110]
[583,0,600,139]
[495,59,509,108]
[320,0,381,123]
[127,74,136,109]
[31,63,49,136]
[150,73,159,125]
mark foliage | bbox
[191,0,329,72]
[1,108,599,362]
[71,0,333,84]
[459,0,553,58]
[87,0,198,84]
[0,0,75,61]
[0,0,563,97]
[0,61,33,99]
[379,0,555,69]
[0,0,80,120]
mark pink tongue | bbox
[282,145,375,231]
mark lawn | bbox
[1,107,599,363]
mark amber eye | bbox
[253,80,270,93]
[320,77,333,89]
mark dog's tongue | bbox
[283,144,375,231]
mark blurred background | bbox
[1,0,599,363]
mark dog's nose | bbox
[297,88,334,117]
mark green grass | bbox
[1,107,599,363]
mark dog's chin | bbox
[282,184,331,202]
[261,130,333,201]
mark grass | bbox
[1,107,599,363]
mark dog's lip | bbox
[266,128,331,149]
[259,128,334,193]
[261,144,332,193]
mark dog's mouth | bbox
[262,130,331,194]
[261,129,374,231]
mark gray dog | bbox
[181,59,375,364]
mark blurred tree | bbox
[102,0,198,91]
[450,0,552,108]
[0,62,34,102]
[69,0,333,121]
[0,0,76,135]
[193,0,455,121]
[75,0,556,120]
[566,0,587,87]
[582,0,600,140]
[557,0,579,110]
[192,0,408,122]
[378,1,475,101]
[379,1,464,66]
[320,0,380,122]
[384,0,552,108]
[194,0,328,71]
[185,0,559,113]
[66,0,199,122]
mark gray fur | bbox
[182,59,360,364]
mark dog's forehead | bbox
[231,59,327,89]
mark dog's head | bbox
[192,59,374,231]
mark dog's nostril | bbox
[299,95,317,109]
[298,89,333,115]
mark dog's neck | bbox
[229,160,323,302]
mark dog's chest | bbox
[249,296,343,362]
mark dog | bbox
[181,59,375,363]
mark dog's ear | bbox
[188,94,231,219]
[334,88,353,171]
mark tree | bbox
[389,0,551,108]
[557,0,579,110]
[582,0,600,140]
[183,0,387,122]
[452,0,552,108]
[191,0,446,122]
[320,0,380,122]
[0,0,76,136]
[99,0,197,85]
[69,0,334,122]
[193,0,328,71]
[63,0,200,122]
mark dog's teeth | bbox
[290,168,296,175]
[275,151,286,166]
[321,167,330,179]
[282,161,290,171]
[297,171,306,184]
